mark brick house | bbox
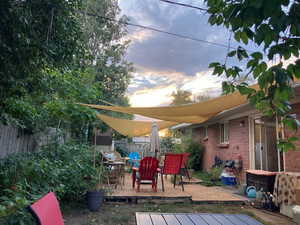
[178,84,300,181]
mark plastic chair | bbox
[161,153,184,191]
[29,192,64,225]
[129,152,141,167]
[181,153,191,180]
[135,157,159,192]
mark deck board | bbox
[136,213,153,225]
[150,214,167,225]
[188,214,209,225]
[163,214,181,225]
[136,213,263,225]
[175,214,195,225]
[200,214,221,225]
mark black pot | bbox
[86,190,104,212]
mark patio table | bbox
[136,212,264,225]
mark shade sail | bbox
[83,79,300,124]
[82,84,260,123]
[97,114,178,137]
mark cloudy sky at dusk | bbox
[118,0,257,108]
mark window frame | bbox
[219,122,229,144]
[203,126,208,139]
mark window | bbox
[219,123,229,144]
[203,126,208,138]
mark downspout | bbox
[275,115,281,171]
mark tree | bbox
[205,0,300,151]
[195,93,212,102]
[81,0,133,105]
[0,0,133,139]
[170,89,194,105]
[0,0,86,126]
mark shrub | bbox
[185,141,204,171]
[0,141,101,225]
[210,167,223,181]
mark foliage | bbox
[194,170,223,187]
[170,88,194,105]
[0,141,104,225]
[210,167,223,181]
[195,93,213,102]
[176,135,204,171]
[80,0,133,105]
[0,0,133,139]
[160,137,175,151]
[0,0,85,123]
[205,0,300,151]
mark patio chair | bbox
[161,153,184,191]
[135,157,159,192]
[129,151,141,167]
[29,192,64,225]
[181,153,191,180]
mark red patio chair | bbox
[29,192,64,225]
[135,157,159,192]
[181,153,191,180]
[161,153,184,191]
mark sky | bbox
[118,0,257,108]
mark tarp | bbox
[97,114,178,137]
[82,84,260,123]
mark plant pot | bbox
[86,190,104,212]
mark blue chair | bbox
[129,152,141,167]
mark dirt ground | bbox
[63,202,296,225]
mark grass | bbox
[63,202,273,225]
[194,170,223,186]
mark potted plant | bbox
[86,163,107,212]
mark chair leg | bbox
[137,180,140,192]
[174,175,177,188]
[161,173,165,192]
[180,175,184,191]
[185,166,191,180]
[152,179,157,192]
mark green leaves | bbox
[0,142,102,224]
[205,0,300,152]
[283,116,300,131]
[234,31,249,44]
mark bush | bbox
[210,167,223,181]
[171,135,204,170]
[186,141,204,171]
[0,141,101,225]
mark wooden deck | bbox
[106,173,247,204]
[136,213,264,225]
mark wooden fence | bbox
[0,124,36,159]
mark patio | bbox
[106,173,247,204]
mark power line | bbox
[83,11,236,50]
[159,0,208,11]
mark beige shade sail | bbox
[97,114,178,137]
[81,84,260,123]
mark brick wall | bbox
[194,116,250,181]
[284,102,300,172]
